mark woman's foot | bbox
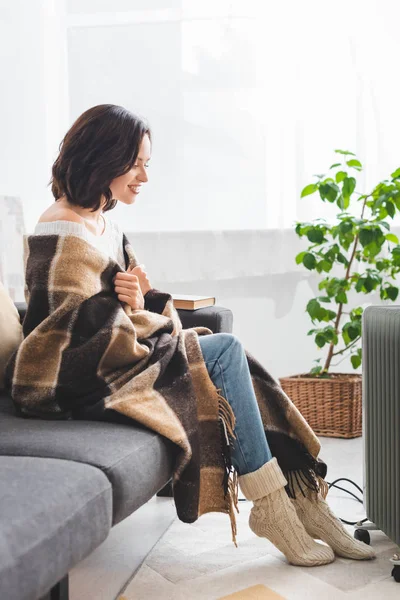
[239,458,335,567]
[289,473,376,560]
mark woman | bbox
[7,104,375,567]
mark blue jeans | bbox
[198,333,273,476]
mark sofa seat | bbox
[0,455,112,600]
[0,392,178,525]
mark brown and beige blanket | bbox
[5,232,328,546]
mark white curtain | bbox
[66,0,400,234]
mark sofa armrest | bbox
[177,305,233,334]
[14,302,234,335]
[14,302,27,323]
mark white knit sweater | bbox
[33,215,126,269]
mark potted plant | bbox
[279,150,400,438]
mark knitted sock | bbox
[238,458,335,567]
[289,471,376,560]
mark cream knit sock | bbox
[238,457,335,567]
[289,472,376,560]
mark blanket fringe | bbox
[284,465,319,499]
[216,388,240,548]
[284,468,330,501]
[217,389,237,443]
[317,474,330,499]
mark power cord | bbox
[325,476,368,526]
[238,475,369,526]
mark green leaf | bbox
[335,291,348,304]
[342,176,356,200]
[336,252,349,266]
[318,296,331,303]
[364,276,377,292]
[336,194,345,210]
[359,228,374,247]
[318,259,332,273]
[386,285,399,301]
[320,182,340,202]
[391,167,400,179]
[303,253,317,270]
[330,163,341,169]
[351,353,362,369]
[307,299,322,320]
[339,221,353,234]
[346,159,363,170]
[306,228,324,244]
[385,233,399,244]
[301,184,318,198]
[379,220,391,231]
[336,171,347,183]
[334,149,356,156]
[323,328,334,341]
[295,251,307,264]
[342,329,351,345]
[310,366,323,375]
[375,260,387,271]
[386,201,395,219]
[307,299,330,322]
[315,333,327,348]
[347,325,359,340]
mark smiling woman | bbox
[49,103,152,213]
[36,103,154,302]
[37,104,151,239]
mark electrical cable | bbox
[325,477,369,526]
[239,475,369,527]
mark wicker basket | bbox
[278,372,362,438]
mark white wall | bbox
[0,0,69,234]
[65,0,400,234]
[3,0,400,235]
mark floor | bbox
[70,435,400,599]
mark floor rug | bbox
[218,584,286,599]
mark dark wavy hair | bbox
[50,104,151,212]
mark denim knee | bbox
[215,333,242,355]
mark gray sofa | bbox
[0,302,233,600]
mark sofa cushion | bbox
[0,392,178,524]
[0,455,112,600]
[0,283,22,389]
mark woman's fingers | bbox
[115,285,139,295]
[117,291,143,309]
[114,272,139,284]
[114,271,148,308]
[114,280,140,291]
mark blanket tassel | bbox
[317,474,330,499]
[216,388,240,548]
[285,467,330,501]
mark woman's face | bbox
[109,133,151,205]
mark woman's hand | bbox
[127,264,152,296]
[114,271,145,310]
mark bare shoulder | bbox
[37,204,84,225]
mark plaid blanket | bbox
[5,232,327,546]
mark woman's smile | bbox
[128,185,141,195]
